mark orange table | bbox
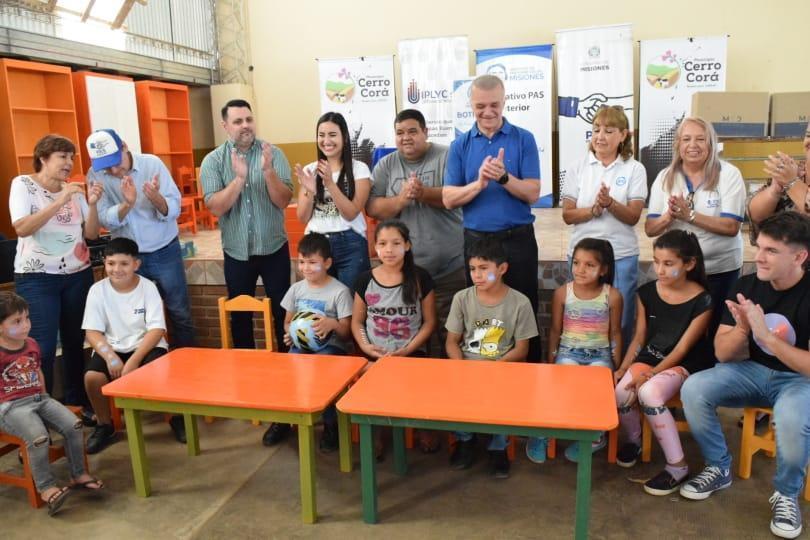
[102,348,366,523]
[337,357,617,539]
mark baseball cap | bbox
[86,129,124,171]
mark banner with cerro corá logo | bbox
[556,24,634,203]
[639,36,728,190]
[317,56,397,168]
[476,44,554,208]
[398,36,470,146]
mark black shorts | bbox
[85,347,168,379]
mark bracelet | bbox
[688,209,696,223]
[783,178,800,192]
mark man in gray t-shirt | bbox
[368,110,466,356]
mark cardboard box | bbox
[691,92,770,137]
[770,92,810,138]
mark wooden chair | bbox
[641,396,690,463]
[0,406,89,508]
[214,295,275,424]
[178,197,198,235]
[739,406,810,502]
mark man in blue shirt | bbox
[443,74,541,362]
[86,129,195,350]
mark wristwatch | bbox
[497,172,509,185]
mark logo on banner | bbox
[486,64,508,81]
[581,45,609,73]
[324,68,356,104]
[588,45,601,58]
[407,79,450,105]
[646,50,681,89]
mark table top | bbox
[102,348,367,413]
[337,357,618,431]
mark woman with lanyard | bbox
[560,105,648,348]
[646,117,746,334]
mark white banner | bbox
[452,78,474,138]
[476,44,554,207]
[399,36,469,145]
[318,56,396,167]
[556,24,634,199]
[639,36,728,187]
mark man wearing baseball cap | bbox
[85,129,195,443]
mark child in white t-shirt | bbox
[81,238,181,454]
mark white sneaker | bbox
[770,491,802,539]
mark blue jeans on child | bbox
[324,230,370,294]
[289,344,344,424]
[15,267,94,406]
[0,394,87,492]
[682,360,810,497]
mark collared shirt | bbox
[88,154,181,253]
[444,117,540,232]
[200,138,292,261]
[648,160,746,274]
[561,152,648,258]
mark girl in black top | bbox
[614,230,713,496]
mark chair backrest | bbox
[217,295,275,350]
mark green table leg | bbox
[298,423,317,524]
[574,438,593,540]
[184,414,200,457]
[123,408,151,497]
[359,423,378,524]
[337,410,352,473]
[392,427,407,476]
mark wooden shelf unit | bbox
[134,81,194,185]
[0,59,84,238]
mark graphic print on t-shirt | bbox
[295,298,327,315]
[2,353,39,394]
[366,291,415,342]
[465,318,506,359]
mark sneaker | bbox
[526,437,547,464]
[616,442,641,468]
[319,422,338,453]
[450,439,475,470]
[564,435,607,463]
[644,469,687,496]
[262,423,291,447]
[770,491,803,539]
[679,465,732,500]
[489,450,510,479]
[86,423,116,454]
[169,415,187,444]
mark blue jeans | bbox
[682,361,810,497]
[454,431,508,451]
[567,254,637,354]
[138,237,195,347]
[289,344,344,424]
[0,394,86,492]
[223,245,290,350]
[15,268,94,406]
[556,346,613,367]
[324,230,370,294]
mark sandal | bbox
[45,486,71,516]
[71,477,105,491]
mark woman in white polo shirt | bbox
[646,116,746,334]
[561,105,648,348]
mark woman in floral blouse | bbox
[9,134,102,408]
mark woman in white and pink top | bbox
[9,134,102,409]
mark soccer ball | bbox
[289,310,330,352]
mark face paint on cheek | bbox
[486,272,496,282]
[670,269,680,278]
[311,264,322,272]
[396,246,405,256]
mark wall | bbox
[246,0,809,144]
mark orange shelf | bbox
[135,80,194,187]
[0,59,84,238]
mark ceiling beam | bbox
[111,0,136,30]
[80,0,96,23]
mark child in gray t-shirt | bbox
[280,233,353,452]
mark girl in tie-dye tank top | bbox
[527,238,623,465]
